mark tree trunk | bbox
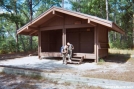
[62,0,64,8]
[15,22,19,52]
[106,0,109,20]
[29,0,33,50]
[133,13,134,48]
[114,0,117,41]
[14,0,19,52]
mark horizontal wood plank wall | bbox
[97,25,108,58]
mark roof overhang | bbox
[17,6,125,36]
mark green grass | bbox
[97,58,105,65]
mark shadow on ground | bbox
[43,57,62,60]
[104,53,131,63]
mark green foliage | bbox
[0,0,62,54]
[97,58,105,65]
[99,58,105,62]
[70,0,133,49]
[0,0,133,55]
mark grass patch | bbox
[19,74,43,80]
[29,74,42,80]
[97,58,105,65]
[109,49,134,55]
[99,58,105,62]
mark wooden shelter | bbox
[17,7,124,62]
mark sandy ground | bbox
[0,73,101,89]
[0,55,134,89]
[0,56,130,72]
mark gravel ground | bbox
[0,56,128,72]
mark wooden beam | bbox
[39,16,57,27]
[41,26,62,31]
[34,32,38,36]
[89,18,112,27]
[65,24,93,28]
[27,26,38,30]
[52,10,64,18]
[40,24,94,31]
[112,23,125,34]
[88,18,97,26]
[88,18,91,23]
[29,30,38,35]
[52,10,55,14]
[55,9,88,19]
[55,12,64,18]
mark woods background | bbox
[0,0,133,54]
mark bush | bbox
[99,58,105,62]
[0,50,8,54]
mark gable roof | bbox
[17,6,125,35]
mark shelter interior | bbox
[41,28,94,53]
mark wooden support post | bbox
[62,15,66,46]
[94,26,99,63]
[64,28,66,45]
[94,27,97,62]
[38,30,41,59]
[96,26,99,63]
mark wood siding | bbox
[66,28,94,53]
[40,14,88,28]
[41,28,94,54]
[41,30,62,52]
[97,24,109,58]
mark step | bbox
[71,58,81,61]
[67,61,80,64]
